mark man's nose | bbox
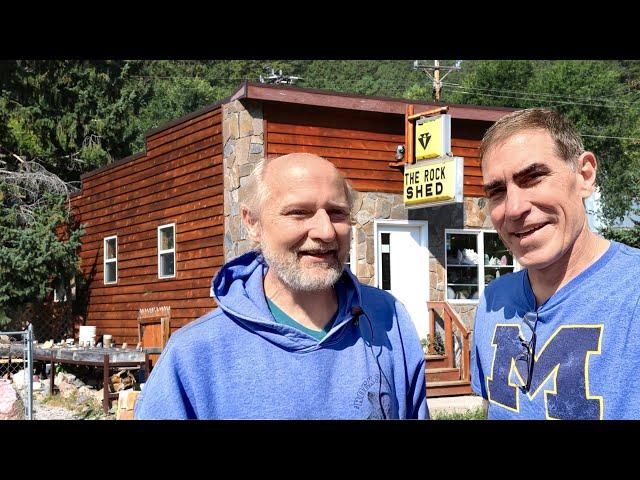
[504,185,531,221]
[308,209,337,242]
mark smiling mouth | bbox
[513,223,548,239]
[298,250,337,258]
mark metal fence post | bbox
[0,327,33,419]
[26,325,33,420]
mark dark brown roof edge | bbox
[242,82,516,122]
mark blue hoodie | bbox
[134,251,428,419]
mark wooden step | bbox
[426,379,473,398]
[426,367,460,383]
[425,354,448,368]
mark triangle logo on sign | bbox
[418,132,431,150]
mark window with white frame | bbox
[104,236,118,284]
[445,229,517,302]
[158,224,176,278]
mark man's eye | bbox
[485,188,505,200]
[287,210,309,216]
[329,210,349,219]
[520,174,544,187]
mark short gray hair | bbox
[241,153,356,221]
[480,108,585,170]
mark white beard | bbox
[260,241,345,292]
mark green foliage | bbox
[601,221,640,248]
[403,60,640,225]
[0,187,83,327]
[421,331,445,355]
[444,60,536,107]
[0,60,150,182]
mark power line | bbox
[582,134,640,141]
[442,82,638,107]
[444,86,635,110]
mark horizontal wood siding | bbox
[265,103,404,193]
[453,119,489,198]
[71,108,222,345]
[265,104,488,197]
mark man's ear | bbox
[576,151,597,199]
[241,205,261,243]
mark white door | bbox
[375,221,429,341]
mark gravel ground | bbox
[19,390,113,420]
[32,394,81,420]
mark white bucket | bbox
[79,326,96,346]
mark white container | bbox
[79,326,96,347]
[103,334,112,348]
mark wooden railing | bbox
[426,301,471,383]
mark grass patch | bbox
[432,406,486,420]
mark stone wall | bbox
[222,100,264,262]
[351,191,407,286]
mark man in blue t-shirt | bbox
[471,108,640,419]
[135,153,428,419]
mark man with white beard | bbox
[135,153,428,419]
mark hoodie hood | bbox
[210,250,363,351]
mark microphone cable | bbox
[352,305,387,420]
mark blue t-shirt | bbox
[471,242,640,419]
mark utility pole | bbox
[413,60,460,101]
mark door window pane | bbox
[381,233,391,291]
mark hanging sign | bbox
[403,156,463,208]
[415,114,451,160]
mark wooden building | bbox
[70,82,514,395]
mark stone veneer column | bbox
[351,191,407,286]
[222,100,264,262]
